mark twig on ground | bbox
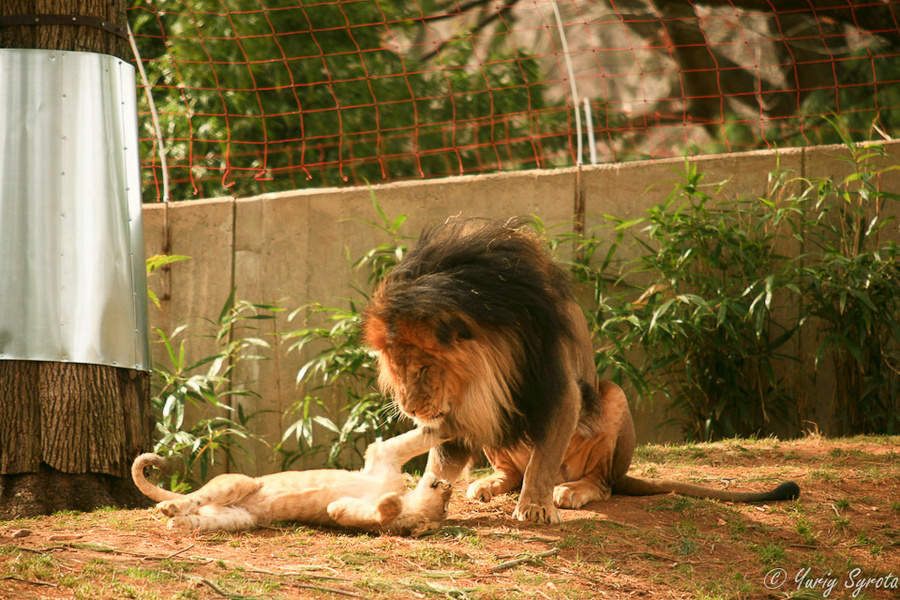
[623,550,693,565]
[165,543,195,559]
[63,541,149,557]
[548,565,618,589]
[196,576,235,598]
[490,548,559,573]
[486,532,559,543]
[6,545,47,554]
[245,566,348,580]
[285,582,374,599]
[3,575,58,588]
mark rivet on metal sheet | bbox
[0,49,151,372]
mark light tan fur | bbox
[468,380,801,508]
[131,428,452,536]
[468,379,632,509]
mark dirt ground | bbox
[1,435,898,600]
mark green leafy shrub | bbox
[278,197,412,468]
[278,144,898,450]
[584,134,899,440]
[150,286,280,489]
[587,160,802,440]
[797,130,900,435]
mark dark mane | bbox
[372,216,576,446]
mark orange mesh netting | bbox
[127,1,900,200]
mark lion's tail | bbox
[612,474,800,503]
[131,453,183,503]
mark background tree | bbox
[432,0,900,146]
[0,0,153,518]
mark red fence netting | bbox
[127,0,900,201]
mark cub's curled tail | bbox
[613,475,800,502]
[132,453,182,503]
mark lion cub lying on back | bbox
[132,428,450,536]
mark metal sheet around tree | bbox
[0,49,151,371]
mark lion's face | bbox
[377,343,462,427]
[365,308,524,445]
[364,311,474,429]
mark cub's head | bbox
[363,313,473,428]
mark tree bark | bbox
[0,0,153,518]
[0,0,130,60]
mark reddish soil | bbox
[1,435,898,599]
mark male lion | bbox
[132,428,451,535]
[364,216,799,524]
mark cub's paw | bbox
[325,498,356,522]
[157,498,198,518]
[374,493,404,524]
[417,472,438,489]
[434,479,453,503]
[513,501,561,525]
[404,474,453,535]
[409,500,452,537]
[421,475,453,507]
[166,516,198,530]
[417,472,451,491]
[362,439,388,467]
[553,480,610,509]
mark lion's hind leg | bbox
[167,505,256,532]
[550,433,618,510]
[157,474,261,518]
[553,381,633,510]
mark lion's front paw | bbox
[157,498,197,518]
[553,480,610,509]
[513,501,561,525]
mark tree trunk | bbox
[0,0,153,518]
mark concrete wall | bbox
[143,141,900,476]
